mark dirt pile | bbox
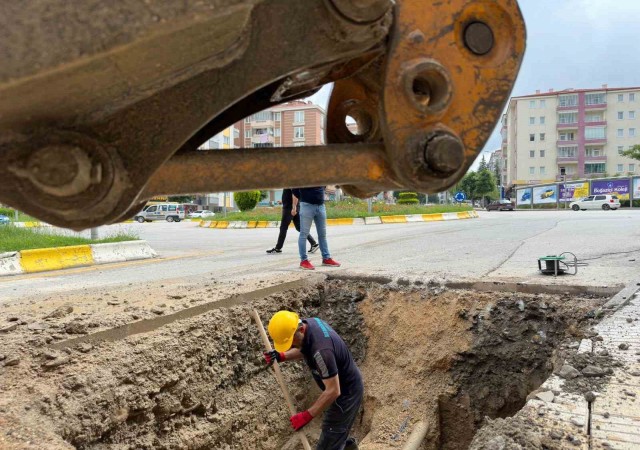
[0,279,608,449]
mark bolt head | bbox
[424,133,464,176]
[464,22,494,56]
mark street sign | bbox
[454,192,466,202]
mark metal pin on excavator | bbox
[0,0,526,230]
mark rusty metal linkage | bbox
[0,0,525,229]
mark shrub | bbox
[0,207,14,216]
[234,191,261,211]
[397,192,419,205]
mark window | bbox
[294,126,305,139]
[630,111,636,119]
[595,195,606,201]
[630,164,636,172]
[540,133,546,141]
[584,163,606,174]
[529,134,535,141]
[245,117,251,123]
[540,99,546,107]
[558,112,577,124]
[294,142,305,147]
[529,150,535,158]
[529,167,535,175]
[223,136,230,145]
[254,111,272,121]
[146,206,157,212]
[618,146,624,155]
[209,140,220,149]
[585,93,606,105]
[274,128,281,137]
[539,116,545,125]
[529,100,536,108]
[617,128,624,137]
[529,117,535,125]
[618,94,624,102]
[245,129,251,138]
[294,111,305,123]
[585,147,603,157]
[559,94,578,107]
[540,150,545,157]
[617,164,624,173]
[618,111,624,120]
[559,131,575,141]
[558,146,577,157]
[585,112,603,122]
[630,93,636,102]
[539,166,546,175]
[274,112,281,121]
[585,127,605,140]
[630,128,636,137]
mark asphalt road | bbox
[2,210,639,301]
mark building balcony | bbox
[557,123,578,129]
[556,156,578,163]
[584,138,607,144]
[584,120,606,126]
[557,105,578,111]
[251,134,274,144]
[557,140,577,146]
[585,155,607,161]
[584,103,607,110]
[251,120,274,128]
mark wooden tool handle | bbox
[250,309,312,450]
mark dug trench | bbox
[0,278,610,449]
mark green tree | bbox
[168,195,194,203]
[459,171,478,201]
[622,144,640,161]
[259,190,269,201]
[234,191,261,211]
[476,169,498,205]
[478,154,488,171]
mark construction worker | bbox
[264,310,362,450]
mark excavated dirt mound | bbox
[0,279,608,449]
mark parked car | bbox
[0,214,10,225]
[188,210,215,218]
[486,199,515,211]
[134,203,185,222]
[570,195,620,211]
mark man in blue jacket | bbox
[292,187,341,270]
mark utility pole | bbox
[367,197,373,215]
[90,228,98,240]
[223,192,227,217]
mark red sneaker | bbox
[300,260,315,270]
[322,258,341,267]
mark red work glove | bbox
[290,410,313,431]
[263,350,286,366]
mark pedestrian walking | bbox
[292,187,340,270]
[266,188,319,254]
[264,310,362,450]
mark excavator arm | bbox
[0,0,525,230]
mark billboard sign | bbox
[559,181,589,202]
[516,188,532,206]
[633,177,640,199]
[591,178,630,200]
[533,185,557,204]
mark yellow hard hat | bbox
[268,310,300,352]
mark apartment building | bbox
[196,125,239,209]
[503,85,640,189]
[199,125,239,150]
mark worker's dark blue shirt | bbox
[292,187,325,205]
[300,318,362,396]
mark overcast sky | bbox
[308,0,640,169]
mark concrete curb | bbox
[0,241,156,277]
[10,221,52,228]
[199,210,479,229]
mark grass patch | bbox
[219,202,472,221]
[0,226,139,252]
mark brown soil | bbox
[0,278,608,449]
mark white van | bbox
[134,203,185,222]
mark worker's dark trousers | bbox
[275,208,316,250]
[317,375,364,450]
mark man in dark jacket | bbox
[264,310,362,450]
[292,187,340,270]
[266,188,318,254]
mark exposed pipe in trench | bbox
[401,421,429,450]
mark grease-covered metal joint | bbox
[423,132,464,177]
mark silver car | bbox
[134,203,185,222]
